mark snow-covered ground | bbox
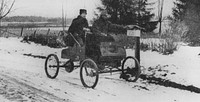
[0,37,200,102]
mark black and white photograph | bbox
[0,0,200,102]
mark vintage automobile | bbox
[45,29,141,88]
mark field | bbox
[0,27,66,37]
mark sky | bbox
[7,0,175,20]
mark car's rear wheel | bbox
[121,56,140,82]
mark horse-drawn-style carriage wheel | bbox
[80,59,99,88]
[121,56,141,82]
[45,54,60,79]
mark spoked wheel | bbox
[80,59,99,88]
[45,54,59,79]
[121,56,141,82]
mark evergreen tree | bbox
[173,0,200,45]
[97,0,157,32]
[172,0,187,21]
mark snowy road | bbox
[0,38,200,102]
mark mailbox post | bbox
[135,36,140,63]
[127,29,141,63]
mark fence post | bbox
[46,29,50,44]
[20,27,24,37]
[33,30,37,39]
[0,19,2,37]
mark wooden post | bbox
[127,30,141,63]
[33,30,37,39]
[159,0,164,37]
[47,29,50,36]
[20,27,24,37]
[46,29,50,44]
[135,37,140,63]
[0,19,1,36]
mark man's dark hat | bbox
[80,9,87,14]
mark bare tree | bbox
[0,0,15,20]
[0,0,15,36]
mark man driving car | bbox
[67,9,89,46]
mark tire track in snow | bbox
[23,53,47,59]
[0,73,73,102]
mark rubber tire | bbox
[80,59,99,88]
[45,54,59,79]
[121,56,141,82]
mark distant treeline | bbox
[2,16,72,24]
[1,16,73,27]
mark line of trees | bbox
[1,16,74,28]
[2,16,73,24]
[2,16,48,22]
